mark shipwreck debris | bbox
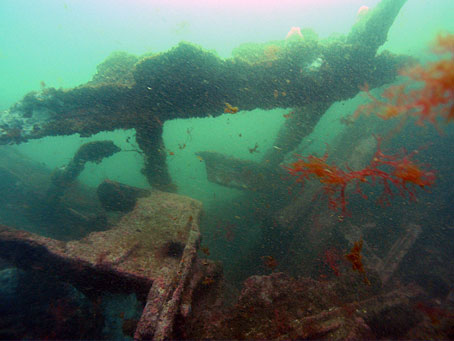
[97,179,151,212]
[0,190,202,340]
[46,140,120,207]
[0,0,409,189]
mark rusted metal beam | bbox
[0,0,408,189]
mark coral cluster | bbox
[355,33,454,126]
[285,137,434,214]
[286,34,453,214]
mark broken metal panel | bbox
[197,151,287,193]
[97,180,151,212]
[0,190,202,339]
[373,223,422,285]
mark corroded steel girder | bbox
[0,0,408,188]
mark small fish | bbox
[224,102,239,114]
[248,143,259,154]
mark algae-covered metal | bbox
[0,191,202,339]
[0,0,408,189]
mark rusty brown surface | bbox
[0,190,202,339]
[134,211,201,340]
[180,271,427,340]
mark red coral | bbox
[345,240,370,285]
[284,137,435,215]
[355,33,454,126]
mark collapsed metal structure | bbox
[0,191,203,340]
[0,0,407,189]
[3,0,443,339]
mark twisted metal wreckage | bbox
[1,1,428,339]
[1,0,407,190]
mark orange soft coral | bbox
[287,154,346,185]
[355,33,454,125]
[284,137,435,215]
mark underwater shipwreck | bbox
[1,0,454,339]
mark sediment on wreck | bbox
[0,0,408,188]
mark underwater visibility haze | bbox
[0,0,454,339]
